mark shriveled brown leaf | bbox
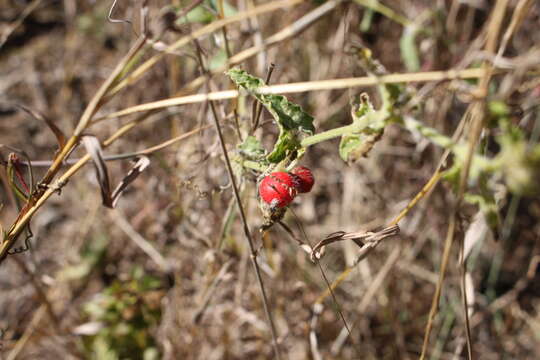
[110,156,150,208]
[311,224,400,262]
[82,136,113,208]
[16,104,66,151]
[83,136,151,208]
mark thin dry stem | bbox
[316,96,471,306]
[198,36,283,355]
[0,37,147,262]
[106,0,306,98]
[420,1,510,358]
[98,68,493,121]
[168,0,344,97]
[0,114,202,263]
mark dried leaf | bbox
[16,104,66,151]
[462,212,489,262]
[82,136,113,208]
[399,24,420,71]
[110,156,151,208]
[465,272,475,317]
[311,225,399,262]
[83,136,151,208]
[7,153,30,201]
[6,151,34,202]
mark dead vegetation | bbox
[0,0,539,359]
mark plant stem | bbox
[301,124,359,147]
[241,159,266,172]
[0,37,147,263]
[196,38,283,357]
[208,99,283,359]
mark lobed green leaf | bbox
[227,68,315,163]
[238,135,266,159]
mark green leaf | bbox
[337,49,404,162]
[238,135,266,159]
[227,68,315,163]
[210,0,237,17]
[400,25,420,71]
[208,48,228,71]
[267,131,301,163]
[178,6,214,24]
[226,68,314,134]
[464,193,499,229]
[496,128,540,196]
[59,234,108,280]
[338,94,386,162]
[177,0,238,24]
[299,48,404,159]
[488,100,510,118]
[339,131,384,162]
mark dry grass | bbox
[1,0,539,359]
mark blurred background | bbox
[0,0,539,359]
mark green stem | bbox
[301,123,359,147]
[242,159,266,172]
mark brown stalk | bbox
[251,63,276,134]
[97,68,494,122]
[172,0,344,97]
[25,124,211,167]
[0,36,147,263]
[0,109,203,264]
[420,1,510,358]
[192,33,283,360]
[315,82,471,311]
[278,216,355,349]
[105,0,306,99]
[208,89,283,360]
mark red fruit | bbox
[259,172,298,208]
[292,166,314,193]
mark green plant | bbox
[81,267,163,360]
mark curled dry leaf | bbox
[82,136,151,208]
[16,104,66,151]
[82,136,112,207]
[110,156,151,208]
[465,272,475,317]
[462,211,488,262]
[310,224,400,262]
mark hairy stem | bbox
[301,124,359,147]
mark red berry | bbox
[259,172,298,208]
[292,166,314,193]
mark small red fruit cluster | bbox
[259,166,314,208]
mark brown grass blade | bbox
[110,156,150,208]
[16,105,66,151]
[82,136,113,208]
[98,68,491,122]
[311,225,400,261]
